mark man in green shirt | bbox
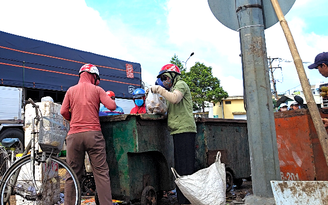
[152,64,196,205]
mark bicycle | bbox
[0,138,23,179]
[0,98,81,205]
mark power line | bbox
[267,57,291,99]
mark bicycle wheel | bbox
[0,146,9,179]
[0,153,81,205]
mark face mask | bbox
[135,99,144,107]
[163,77,172,89]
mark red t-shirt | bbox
[60,72,116,135]
[130,104,147,114]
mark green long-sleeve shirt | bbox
[167,78,196,135]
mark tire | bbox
[0,153,81,205]
[81,174,96,196]
[141,186,157,205]
[0,128,24,153]
[226,170,234,192]
[0,146,9,178]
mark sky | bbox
[0,0,327,96]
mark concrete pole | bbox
[236,0,281,202]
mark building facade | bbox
[213,96,247,119]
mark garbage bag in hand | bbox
[171,151,226,205]
[146,90,167,114]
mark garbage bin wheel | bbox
[81,174,96,196]
[226,170,234,192]
[141,185,157,205]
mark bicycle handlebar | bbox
[27,98,41,122]
[27,98,39,109]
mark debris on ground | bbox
[158,189,179,205]
[226,180,253,205]
[79,180,252,205]
[158,180,253,205]
[80,197,126,205]
[81,197,96,205]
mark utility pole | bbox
[208,0,295,203]
[237,0,280,203]
[268,57,282,99]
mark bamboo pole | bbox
[270,0,328,166]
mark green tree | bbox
[169,55,229,112]
[185,62,228,112]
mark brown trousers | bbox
[64,131,112,205]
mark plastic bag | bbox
[39,116,68,153]
[171,151,226,205]
[146,90,167,114]
[84,152,93,173]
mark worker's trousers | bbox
[173,132,196,204]
[65,131,112,205]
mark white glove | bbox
[151,85,184,104]
[151,85,162,94]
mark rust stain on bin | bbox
[277,181,288,193]
[277,181,318,196]
[274,109,328,181]
[272,181,328,204]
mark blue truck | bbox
[0,30,142,145]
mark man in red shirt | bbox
[60,64,116,205]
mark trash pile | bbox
[80,197,124,205]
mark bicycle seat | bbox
[1,138,20,148]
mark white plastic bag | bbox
[84,152,93,173]
[171,151,226,205]
[146,90,167,114]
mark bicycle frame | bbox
[0,98,81,205]
[2,99,56,199]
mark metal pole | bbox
[236,0,280,199]
[184,52,194,69]
[269,57,279,99]
[271,69,278,99]
[270,0,328,165]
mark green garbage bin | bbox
[195,118,251,191]
[100,114,175,203]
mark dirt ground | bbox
[80,179,253,205]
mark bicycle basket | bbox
[38,116,68,153]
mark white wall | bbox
[233,114,247,120]
[115,98,135,114]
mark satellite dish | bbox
[208,0,296,31]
